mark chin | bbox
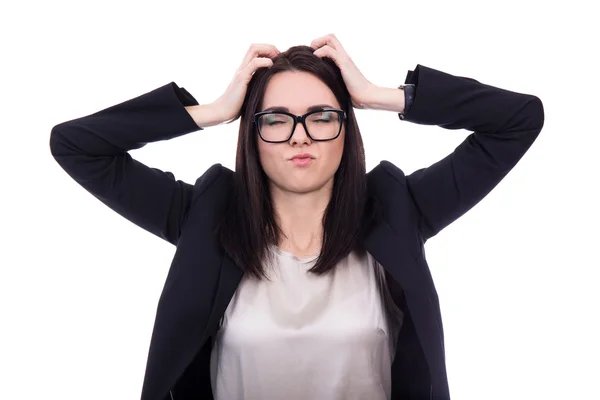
[269,175,315,193]
[291,177,332,194]
[284,182,318,194]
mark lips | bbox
[292,157,313,166]
[290,153,315,160]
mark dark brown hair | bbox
[217,45,375,280]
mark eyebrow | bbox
[261,104,336,113]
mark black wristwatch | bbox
[398,84,415,120]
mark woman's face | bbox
[257,71,345,194]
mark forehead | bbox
[261,71,340,113]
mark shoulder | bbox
[367,160,408,193]
[192,163,234,201]
[367,160,420,229]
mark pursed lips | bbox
[290,153,315,160]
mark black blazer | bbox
[49,64,544,400]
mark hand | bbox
[310,34,377,110]
[213,43,280,123]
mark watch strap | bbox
[398,83,415,120]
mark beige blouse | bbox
[210,244,404,400]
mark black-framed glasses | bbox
[253,108,347,143]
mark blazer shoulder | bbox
[368,160,408,188]
[192,163,233,200]
[367,160,422,234]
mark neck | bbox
[270,178,333,256]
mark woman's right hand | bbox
[212,43,280,124]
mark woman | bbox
[50,34,545,400]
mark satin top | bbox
[210,244,404,400]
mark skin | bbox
[257,71,345,258]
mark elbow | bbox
[513,95,545,145]
[49,122,73,158]
[529,95,545,133]
[49,124,63,158]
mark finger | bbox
[242,57,274,78]
[310,33,344,52]
[315,45,349,70]
[241,44,280,68]
[313,45,339,62]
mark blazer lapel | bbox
[150,254,243,400]
[203,254,244,343]
[363,219,439,378]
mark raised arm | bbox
[307,36,544,243]
[380,64,545,242]
[49,82,212,246]
[50,44,280,247]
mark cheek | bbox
[330,143,345,171]
[257,144,282,178]
[312,143,343,183]
[326,134,345,169]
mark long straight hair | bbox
[216,45,377,280]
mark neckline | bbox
[270,244,320,262]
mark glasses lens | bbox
[258,113,294,142]
[306,111,342,140]
[258,111,341,142]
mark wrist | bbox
[185,103,228,128]
[398,84,415,120]
[365,85,406,113]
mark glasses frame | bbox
[253,108,347,143]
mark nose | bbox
[289,122,311,145]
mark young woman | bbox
[50,34,544,400]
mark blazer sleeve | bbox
[398,64,545,242]
[49,82,205,246]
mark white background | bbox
[1,0,598,399]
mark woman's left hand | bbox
[310,33,377,110]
